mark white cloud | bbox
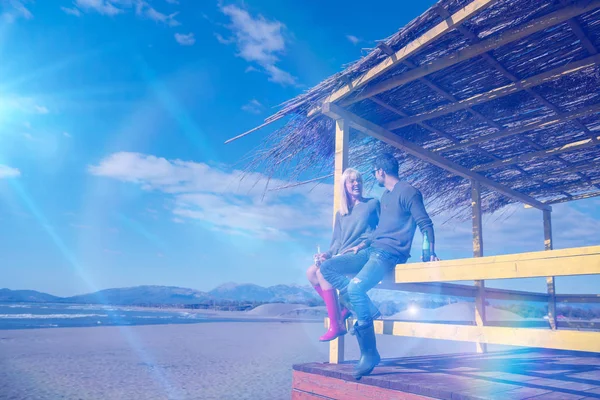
[61,6,82,16]
[142,4,179,26]
[63,132,72,138]
[346,35,360,45]
[0,96,50,114]
[174,32,195,46]
[87,153,600,267]
[73,0,122,16]
[217,4,297,86]
[70,0,179,26]
[0,165,21,179]
[88,152,332,240]
[1,0,33,22]
[241,99,264,114]
[34,105,49,114]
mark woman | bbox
[306,168,380,342]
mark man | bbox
[320,152,439,380]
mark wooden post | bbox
[471,180,487,353]
[329,118,349,364]
[544,209,557,330]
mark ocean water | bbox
[0,303,213,330]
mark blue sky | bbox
[0,0,599,298]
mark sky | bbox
[0,0,599,298]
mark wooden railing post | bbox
[544,209,557,330]
[329,118,349,364]
[471,180,487,353]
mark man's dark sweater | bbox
[370,181,434,260]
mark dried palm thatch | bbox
[238,0,600,221]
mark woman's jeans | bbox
[320,248,405,323]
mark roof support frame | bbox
[473,134,600,171]
[321,102,551,211]
[434,104,600,152]
[383,53,600,131]
[369,96,575,199]
[434,3,600,192]
[545,190,600,205]
[306,0,500,116]
[339,0,600,108]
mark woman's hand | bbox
[315,253,330,262]
[341,245,363,255]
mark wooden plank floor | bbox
[292,348,600,399]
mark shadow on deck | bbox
[292,348,600,399]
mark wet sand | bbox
[0,321,512,400]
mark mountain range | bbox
[0,283,449,306]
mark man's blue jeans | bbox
[320,248,406,323]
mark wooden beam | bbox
[389,321,600,353]
[546,190,600,205]
[341,0,600,107]
[306,0,499,116]
[484,287,548,302]
[543,210,553,252]
[471,180,486,353]
[377,280,477,297]
[395,245,600,283]
[530,179,600,205]
[557,294,600,303]
[371,94,574,198]
[329,118,348,365]
[543,210,557,331]
[435,2,599,146]
[321,102,551,210]
[379,279,550,302]
[434,104,600,153]
[472,181,484,258]
[560,0,599,55]
[473,134,600,171]
[384,54,600,131]
[545,160,600,176]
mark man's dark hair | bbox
[374,153,399,176]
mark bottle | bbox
[315,245,322,267]
[422,232,430,263]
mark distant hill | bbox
[62,285,212,306]
[1,283,458,309]
[0,283,321,306]
[209,282,274,302]
[209,282,320,304]
[0,288,61,303]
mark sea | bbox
[0,302,218,330]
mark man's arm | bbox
[359,199,381,249]
[408,191,438,260]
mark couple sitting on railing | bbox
[306,153,439,380]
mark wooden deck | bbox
[292,348,600,399]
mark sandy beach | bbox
[0,320,514,400]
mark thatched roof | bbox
[237,0,600,219]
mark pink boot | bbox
[319,289,347,342]
[313,284,324,299]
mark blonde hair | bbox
[339,168,363,216]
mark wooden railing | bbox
[326,245,600,363]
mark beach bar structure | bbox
[228,0,600,398]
